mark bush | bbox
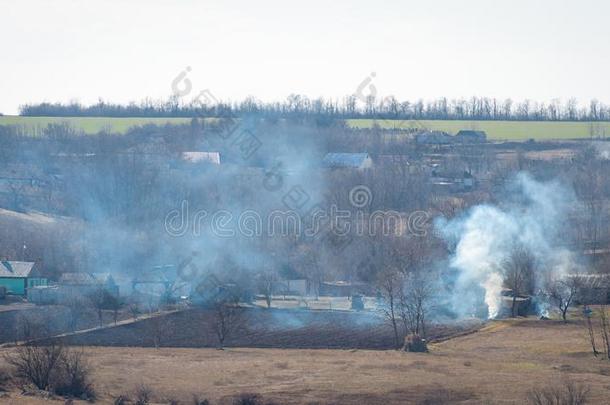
[527,381,590,405]
[134,384,154,405]
[113,395,130,405]
[233,393,263,405]
[6,343,64,390]
[5,344,95,400]
[231,393,278,405]
[403,334,428,353]
[192,394,211,405]
[0,367,12,391]
[52,350,96,400]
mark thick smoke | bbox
[436,173,579,319]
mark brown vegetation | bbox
[1,317,608,404]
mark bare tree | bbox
[88,287,107,327]
[128,301,140,320]
[399,271,436,338]
[599,305,610,360]
[377,268,402,349]
[256,270,277,309]
[147,315,170,349]
[502,246,536,317]
[108,294,121,325]
[64,293,88,332]
[16,314,49,343]
[583,305,600,357]
[211,296,246,349]
[545,275,582,322]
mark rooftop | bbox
[0,261,37,278]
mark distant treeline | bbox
[19,95,610,122]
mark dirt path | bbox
[0,309,181,348]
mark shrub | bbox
[192,394,211,405]
[0,367,12,391]
[134,384,154,405]
[52,350,96,400]
[233,393,263,405]
[527,381,590,405]
[6,343,64,390]
[5,344,95,400]
[231,393,279,405]
[113,394,130,405]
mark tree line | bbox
[18,95,610,121]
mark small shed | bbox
[0,261,47,296]
[455,130,487,143]
[415,131,454,145]
[322,153,373,169]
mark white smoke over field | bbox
[436,173,579,319]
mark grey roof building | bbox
[455,130,487,143]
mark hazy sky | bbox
[1,0,609,114]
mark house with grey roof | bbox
[58,272,119,297]
[414,131,454,145]
[0,261,47,296]
[455,130,487,143]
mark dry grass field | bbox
[1,317,610,404]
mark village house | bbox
[573,274,610,304]
[0,260,47,296]
[132,265,190,299]
[455,130,488,143]
[58,272,119,297]
[414,130,454,145]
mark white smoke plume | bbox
[436,173,578,319]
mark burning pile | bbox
[436,173,579,319]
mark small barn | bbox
[132,265,188,298]
[0,261,47,296]
[574,274,610,304]
[455,130,487,143]
[414,131,454,145]
[322,153,373,169]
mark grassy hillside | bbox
[348,119,610,140]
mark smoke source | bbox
[436,172,578,319]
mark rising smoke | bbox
[436,172,580,319]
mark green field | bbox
[0,116,192,135]
[2,116,610,140]
[348,119,610,140]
